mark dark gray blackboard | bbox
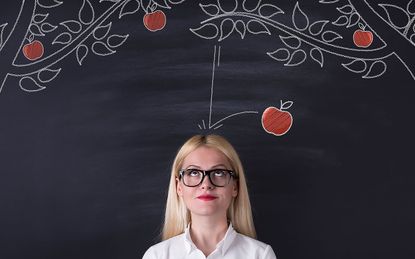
[1,0,415,258]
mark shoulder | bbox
[232,233,277,259]
[142,234,185,259]
[235,233,269,249]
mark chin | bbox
[191,207,216,215]
[190,205,226,217]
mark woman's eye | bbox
[188,170,200,177]
[213,170,225,177]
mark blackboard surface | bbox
[1,0,414,258]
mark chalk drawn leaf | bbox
[279,35,301,49]
[242,0,261,12]
[38,68,61,83]
[0,23,7,47]
[281,100,293,109]
[247,20,270,35]
[267,48,290,61]
[411,33,415,44]
[37,0,63,8]
[258,4,284,18]
[79,0,95,25]
[150,2,158,12]
[234,20,246,39]
[318,0,339,3]
[168,0,186,4]
[292,2,309,31]
[152,0,171,9]
[217,0,238,13]
[107,34,129,48]
[336,5,353,14]
[76,44,88,65]
[33,13,49,24]
[52,32,72,45]
[347,12,360,28]
[342,59,367,73]
[322,30,342,42]
[190,23,218,39]
[379,4,410,29]
[219,18,234,41]
[408,0,415,15]
[92,41,116,56]
[284,49,306,66]
[119,0,140,18]
[40,22,57,33]
[199,3,220,16]
[19,77,45,92]
[30,24,45,36]
[310,47,324,67]
[309,20,329,35]
[60,20,82,33]
[362,60,386,79]
[332,15,349,26]
[93,22,112,40]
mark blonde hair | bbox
[162,134,256,240]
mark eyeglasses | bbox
[178,169,237,187]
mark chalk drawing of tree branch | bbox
[190,0,415,80]
[0,0,185,94]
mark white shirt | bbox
[142,223,277,259]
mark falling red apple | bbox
[143,10,166,32]
[353,29,373,48]
[22,40,44,61]
[261,101,293,136]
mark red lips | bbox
[197,194,217,201]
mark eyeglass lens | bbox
[181,169,232,187]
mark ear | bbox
[232,180,238,197]
[176,178,183,197]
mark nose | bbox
[200,173,214,189]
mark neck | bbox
[189,214,229,256]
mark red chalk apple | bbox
[143,10,166,32]
[262,102,293,136]
[353,29,373,48]
[22,40,44,61]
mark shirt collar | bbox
[183,224,195,254]
[183,222,237,256]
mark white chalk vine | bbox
[0,0,186,94]
[191,0,415,81]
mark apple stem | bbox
[142,0,153,14]
[139,0,147,14]
[27,33,34,43]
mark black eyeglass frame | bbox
[178,169,237,187]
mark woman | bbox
[143,134,277,259]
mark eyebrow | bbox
[185,164,228,170]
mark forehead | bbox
[182,146,231,168]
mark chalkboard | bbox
[1,0,414,258]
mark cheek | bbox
[180,188,196,203]
[226,190,234,205]
[219,188,236,205]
